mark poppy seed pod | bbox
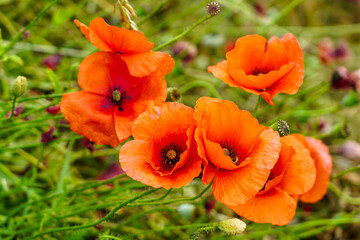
[11,76,27,98]
[217,218,246,235]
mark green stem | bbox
[153,14,214,51]
[328,182,360,205]
[252,95,261,116]
[180,80,221,99]
[123,223,216,240]
[9,97,16,120]
[0,0,59,57]
[131,181,212,207]
[138,0,171,26]
[25,188,159,239]
[57,140,74,193]
[192,225,217,239]
[331,165,360,180]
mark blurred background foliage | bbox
[0,0,360,239]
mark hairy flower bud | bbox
[11,76,27,98]
[217,218,246,235]
[330,123,350,138]
[207,2,221,16]
[277,119,290,137]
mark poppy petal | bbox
[208,60,239,87]
[119,139,202,189]
[278,135,316,195]
[75,18,154,53]
[297,136,332,203]
[228,188,297,225]
[121,52,175,77]
[212,129,281,206]
[60,91,119,148]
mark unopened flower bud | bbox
[207,2,221,16]
[167,87,181,102]
[11,76,27,98]
[217,218,246,235]
[342,91,359,107]
[330,123,350,138]
[277,120,290,137]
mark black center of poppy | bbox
[161,143,182,169]
[106,86,127,112]
[251,67,271,76]
[220,141,239,165]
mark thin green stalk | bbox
[9,97,16,120]
[6,173,127,220]
[123,223,216,240]
[260,0,305,34]
[328,182,360,205]
[180,80,221,99]
[131,181,212,207]
[57,140,74,193]
[252,95,261,116]
[0,0,59,57]
[138,188,172,203]
[153,14,214,51]
[17,93,63,102]
[138,0,171,26]
[192,225,217,239]
[331,165,360,180]
[25,188,159,239]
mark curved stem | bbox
[0,0,59,57]
[153,14,214,51]
[180,80,221,99]
[138,0,171,26]
[331,165,360,180]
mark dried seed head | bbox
[277,120,290,137]
[207,2,221,16]
[11,76,27,98]
[217,218,246,235]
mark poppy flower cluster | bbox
[61,18,332,226]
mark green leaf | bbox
[46,69,62,93]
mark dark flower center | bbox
[220,141,239,165]
[251,68,271,76]
[161,143,183,169]
[106,86,127,112]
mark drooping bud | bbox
[277,120,290,137]
[217,218,246,235]
[11,76,27,98]
[207,2,221,16]
[329,123,350,138]
[167,87,181,102]
[331,66,353,89]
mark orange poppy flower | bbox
[208,34,304,105]
[119,102,202,189]
[227,135,316,225]
[194,97,281,206]
[293,134,333,203]
[74,17,174,77]
[60,51,168,147]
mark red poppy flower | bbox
[208,34,304,105]
[60,51,168,147]
[194,97,281,206]
[119,102,202,189]
[293,134,333,203]
[227,135,316,225]
[74,17,174,77]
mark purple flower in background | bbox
[80,138,95,153]
[43,54,63,70]
[5,105,24,118]
[41,126,56,143]
[97,161,124,181]
[46,105,61,115]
